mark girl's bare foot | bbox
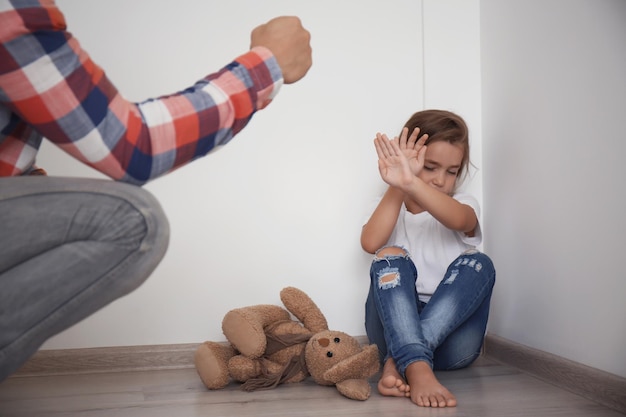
[405,360,457,407]
[377,358,410,397]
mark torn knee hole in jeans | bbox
[375,246,407,259]
[378,269,401,289]
[454,256,483,272]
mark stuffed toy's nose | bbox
[318,338,329,347]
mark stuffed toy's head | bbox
[305,330,380,400]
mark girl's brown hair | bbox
[402,109,471,183]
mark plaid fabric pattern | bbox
[0,0,283,184]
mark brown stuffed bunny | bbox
[194,287,380,400]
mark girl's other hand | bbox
[397,127,428,175]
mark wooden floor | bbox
[0,357,623,417]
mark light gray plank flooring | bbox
[0,358,623,417]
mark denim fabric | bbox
[0,177,170,381]
[365,248,495,378]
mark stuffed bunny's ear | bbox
[280,287,328,333]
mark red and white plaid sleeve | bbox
[0,0,283,184]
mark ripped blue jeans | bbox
[365,247,495,378]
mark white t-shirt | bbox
[385,193,482,302]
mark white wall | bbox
[422,1,483,204]
[38,0,626,382]
[40,0,483,349]
[481,0,626,378]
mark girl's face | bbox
[417,141,464,195]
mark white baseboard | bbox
[13,343,199,376]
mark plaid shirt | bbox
[0,0,283,184]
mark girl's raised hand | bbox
[374,133,415,190]
[397,127,428,175]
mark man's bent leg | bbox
[0,177,170,381]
